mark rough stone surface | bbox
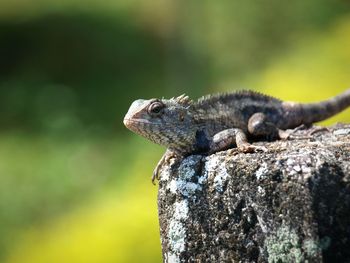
[157,124,350,263]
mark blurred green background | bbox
[0,0,350,262]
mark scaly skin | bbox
[123,90,350,184]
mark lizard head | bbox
[123,95,196,150]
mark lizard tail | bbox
[301,88,350,124]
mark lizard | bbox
[123,89,350,184]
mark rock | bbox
[157,124,350,263]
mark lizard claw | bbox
[239,143,268,153]
[278,129,292,140]
[152,166,160,185]
[151,150,179,185]
[254,145,268,152]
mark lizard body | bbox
[123,89,350,183]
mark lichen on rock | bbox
[158,124,350,262]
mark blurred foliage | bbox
[0,133,163,262]
[0,0,349,133]
[0,0,349,262]
[4,166,162,263]
[246,16,350,125]
[0,11,211,133]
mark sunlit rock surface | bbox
[158,124,350,263]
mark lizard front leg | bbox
[209,128,267,154]
[152,149,182,184]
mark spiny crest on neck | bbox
[195,90,281,107]
[169,94,193,106]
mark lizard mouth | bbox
[123,118,162,130]
[124,118,152,125]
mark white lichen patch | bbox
[198,174,207,185]
[160,158,177,181]
[213,172,228,193]
[167,180,178,194]
[173,199,189,220]
[303,237,330,259]
[265,225,303,263]
[278,150,315,180]
[256,162,268,180]
[303,239,320,258]
[204,154,223,172]
[164,156,203,198]
[166,253,180,263]
[168,219,186,252]
[167,180,200,197]
[177,156,199,180]
[204,155,229,192]
[257,185,265,196]
[167,200,189,263]
[333,128,350,136]
[255,214,268,234]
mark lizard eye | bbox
[148,101,165,115]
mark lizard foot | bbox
[278,129,293,140]
[238,143,268,153]
[152,150,179,185]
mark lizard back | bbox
[193,90,284,133]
